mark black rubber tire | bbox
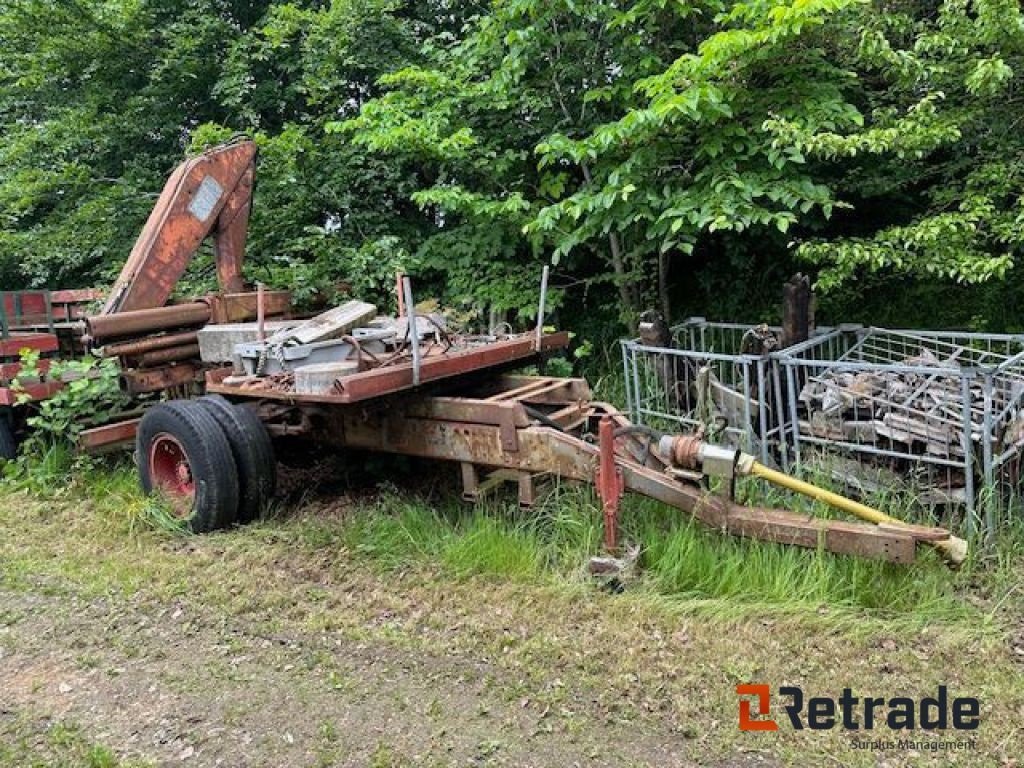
[196,394,276,522]
[137,400,240,532]
[0,414,16,461]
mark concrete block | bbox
[197,320,300,364]
[294,361,360,394]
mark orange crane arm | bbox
[101,139,258,315]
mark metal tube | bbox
[742,362,752,453]
[960,375,976,536]
[621,341,634,422]
[772,361,789,472]
[99,330,199,359]
[785,362,802,467]
[535,265,549,353]
[402,276,420,387]
[757,361,768,464]
[86,302,210,341]
[137,343,201,367]
[982,371,995,537]
[631,343,643,427]
[257,282,266,343]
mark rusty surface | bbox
[1,291,51,328]
[0,359,52,381]
[404,398,527,452]
[49,289,105,321]
[331,333,571,403]
[207,290,291,324]
[49,289,105,304]
[661,434,702,469]
[0,333,59,359]
[102,140,258,314]
[86,302,210,341]
[596,416,625,552]
[0,381,62,406]
[487,375,593,404]
[100,330,199,359]
[256,384,948,563]
[79,418,141,454]
[208,332,571,404]
[136,343,201,367]
[120,364,200,394]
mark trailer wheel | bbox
[137,401,240,532]
[197,395,276,522]
[0,415,17,461]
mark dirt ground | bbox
[1,481,1022,767]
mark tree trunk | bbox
[658,249,671,322]
[607,231,640,316]
[781,273,811,347]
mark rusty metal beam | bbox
[79,418,141,454]
[87,302,210,341]
[136,343,201,367]
[120,363,200,394]
[100,330,199,359]
[102,140,258,314]
[207,290,291,323]
[0,381,61,406]
[288,394,942,564]
[0,333,59,359]
[330,332,571,403]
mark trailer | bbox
[1,140,966,568]
[131,309,964,567]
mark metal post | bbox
[982,371,995,537]
[742,362,752,453]
[596,415,624,553]
[757,361,768,464]
[256,282,266,343]
[535,265,549,353]
[402,276,421,387]
[621,341,634,422]
[772,362,789,471]
[960,375,976,537]
[786,362,802,468]
[631,344,643,426]
[396,272,406,318]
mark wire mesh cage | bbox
[621,318,793,463]
[778,325,1024,533]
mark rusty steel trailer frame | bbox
[202,340,944,564]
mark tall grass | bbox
[287,482,997,621]
[5,435,1019,624]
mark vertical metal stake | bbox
[535,265,550,353]
[402,276,421,387]
[596,415,624,553]
[960,375,976,537]
[982,371,995,537]
[256,282,266,343]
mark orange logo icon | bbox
[737,684,779,731]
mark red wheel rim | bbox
[149,432,195,517]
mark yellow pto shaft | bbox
[743,458,968,566]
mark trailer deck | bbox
[195,331,955,565]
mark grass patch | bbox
[3,453,1022,766]
[2,445,1020,627]
[0,714,153,768]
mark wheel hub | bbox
[149,432,196,517]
